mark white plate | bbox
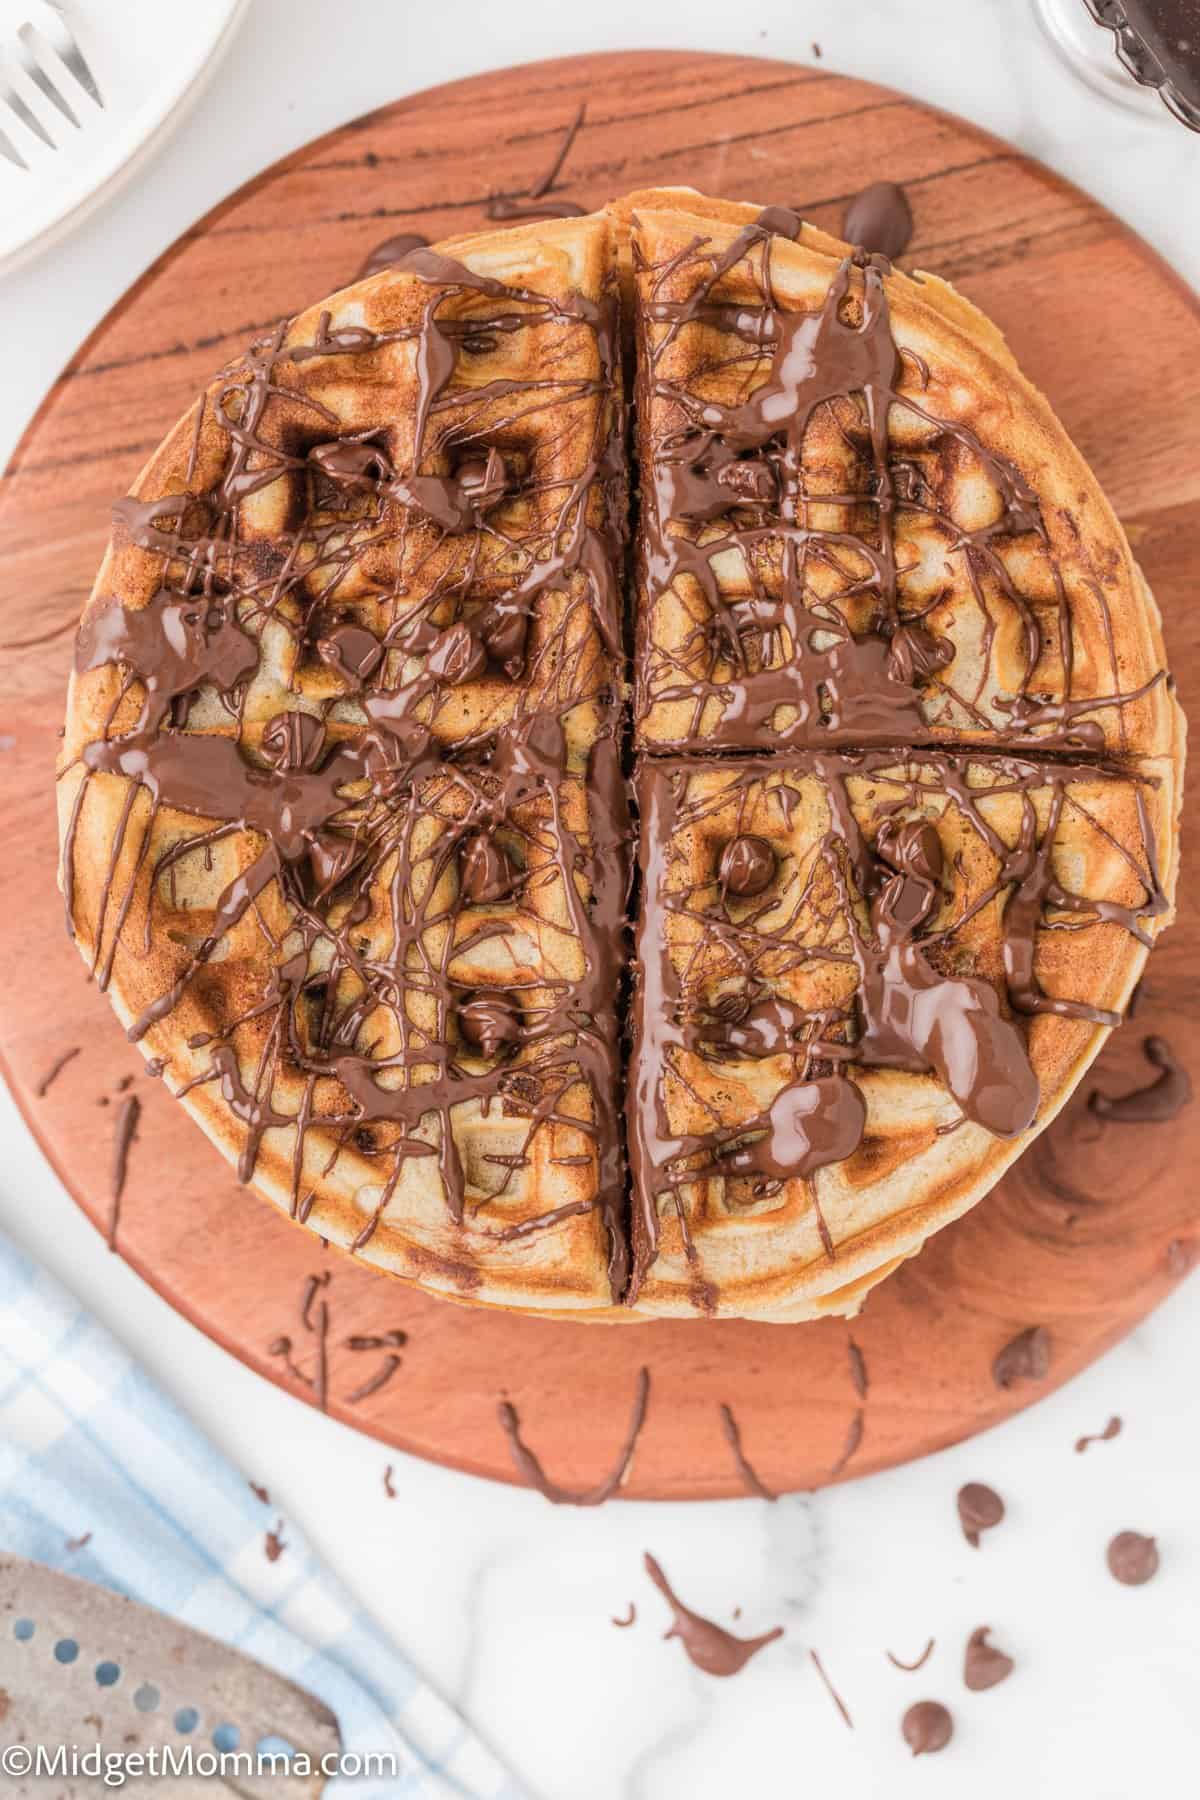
[0,0,252,276]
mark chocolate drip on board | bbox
[498,1367,650,1504]
[356,233,431,282]
[1088,1034,1191,1123]
[487,103,588,222]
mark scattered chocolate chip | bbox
[957,1481,1005,1548]
[992,1325,1051,1390]
[265,1521,286,1563]
[964,1626,1014,1691]
[383,1464,396,1499]
[1107,1531,1159,1586]
[1075,1416,1122,1454]
[902,1700,953,1757]
[611,1602,636,1628]
[249,1482,270,1505]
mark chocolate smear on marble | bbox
[902,1699,953,1756]
[34,1045,79,1096]
[265,1521,286,1563]
[1107,1530,1159,1585]
[964,1625,1014,1692]
[809,1649,854,1728]
[1088,1035,1192,1124]
[886,1638,935,1672]
[499,1367,650,1504]
[957,1481,1005,1548]
[843,181,914,260]
[611,1602,637,1628]
[65,1531,92,1554]
[644,1553,783,1677]
[1075,1415,1122,1454]
[383,1464,396,1499]
[718,1403,777,1500]
[108,1093,140,1250]
[249,1483,269,1505]
[992,1325,1051,1391]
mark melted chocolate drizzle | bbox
[718,1402,777,1500]
[644,1553,783,1676]
[486,104,588,222]
[627,746,1162,1295]
[498,1367,650,1503]
[633,215,1165,759]
[1088,1034,1191,1123]
[63,199,1176,1320]
[64,240,632,1299]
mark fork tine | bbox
[39,1,102,107]
[0,123,29,169]
[0,71,55,148]
[17,25,80,128]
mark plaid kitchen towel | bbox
[0,1234,526,1799]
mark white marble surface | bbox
[1,2,1198,1794]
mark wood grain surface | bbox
[1,50,1197,1500]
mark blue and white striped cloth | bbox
[0,1236,526,1799]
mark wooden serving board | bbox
[1,50,1198,1500]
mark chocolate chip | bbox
[901,1700,953,1757]
[957,1481,1005,1548]
[991,1325,1051,1390]
[479,605,528,674]
[843,180,914,261]
[964,1626,1014,1692]
[1107,1531,1159,1586]
[719,834,775,898]
[461,834,515,905]
[425,621,487,684]
[458,991,522,1057]
[876,816,943,884]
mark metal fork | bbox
[0,1,103,171]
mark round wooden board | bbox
[1,50,1198,1501]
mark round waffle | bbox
[58,193,1184,1321]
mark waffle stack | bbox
[59,192,1184,1321]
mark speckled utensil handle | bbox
[0,1555,337,1795]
